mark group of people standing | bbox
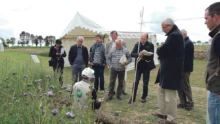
[48,2,220,124]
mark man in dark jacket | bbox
[128,32,155,104]
[68,36,89,83]
[90,34,106,93]
[152,18,184,124]
[204,2,220,123]
[177,29,194,110]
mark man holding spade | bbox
[128,32,155,104]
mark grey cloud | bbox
[146,6,176,34]
[0,29,14,39]
[0,17,14,38]
[0,17,9,25]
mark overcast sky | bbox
[0,0,218,42]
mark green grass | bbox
[0,51,94,124]
[0,48,208,124]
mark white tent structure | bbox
[60,12,108,66]
[60,12,158,67]
[0,39,4,52]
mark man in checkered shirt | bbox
[106,39,132,101]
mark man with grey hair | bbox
[106,39,132,101]
[177,29,194,111]
[68,36,89,83]
[105,30,128,95]
[153,18,184,124]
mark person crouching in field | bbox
[73,67,103,110]
[49,39,66,86]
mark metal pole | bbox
[131,7,144,104]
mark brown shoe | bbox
[152,112,167,119]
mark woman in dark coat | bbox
[49,39,66,85]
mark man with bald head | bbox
[153,18,184,124]
[105,30,128,95]
[177,29,194,111]
[106,39,132,101]
[128,32,155,104]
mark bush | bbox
[38,51,49,57]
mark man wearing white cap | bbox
[73,67,103,110]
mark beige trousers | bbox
[157,86,177,121]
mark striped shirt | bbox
[108,47,132,71]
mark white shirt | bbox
[73,80,91,108]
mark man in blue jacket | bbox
[177,29,194,110]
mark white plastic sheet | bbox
[31,55,40,63]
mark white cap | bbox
[82,67,94,77]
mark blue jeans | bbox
[208,91,220,124]
[132,69,150,101]
[92,64,105,91]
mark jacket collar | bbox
[140,41,148,46]
[209,24,220,38]
[166,25,178,36]
[184,37,189,41]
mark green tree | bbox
[20,31,26,46]
[197,40,201,44]
[30,34,35,46]
[10,37,16,46]
[33,35,39,47]
[6,39,11,46]
[38,35,43,47]
[44,36,50,46]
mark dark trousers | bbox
[72,64,86,83]
[92,64,105,91]
[108,68,125,97]
[177,72,193,105]
[132,69,150,101]
[53,61,64,85]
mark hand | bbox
[90,62,93,65]
[56,53,61,56]
[98,98,104,102]
[121,62,127,66]
[139,53,143,58]
[102,64,106,66]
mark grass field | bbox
[0,47,208,124]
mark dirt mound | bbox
[95,110,145,124]
[194,51,208,60]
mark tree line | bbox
[157,40,210,46]
[0,31,56,47]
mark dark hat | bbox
[56,39,62,44]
